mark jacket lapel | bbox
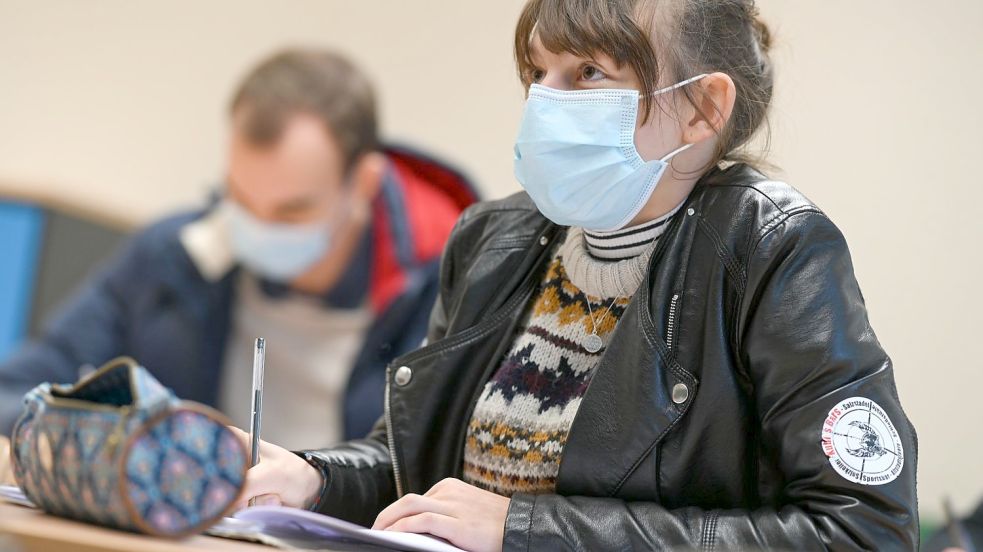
[556,207,701,499]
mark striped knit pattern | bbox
[462,209,681,497]
[462,255,628,495]
[584,202,682,260]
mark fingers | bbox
[227,425,283,466]
[423,477,465,498]
[258,438,282,459]
[384,511,459,540]
[375,480,508,552]
[251,494,283,507]
[371,493,453,530]
[232,461,283,511]
[225,428,317,510]
[227,425,249,447]
[232,493,281,512]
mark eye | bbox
[529,68,546,83]
[580,64,607,82]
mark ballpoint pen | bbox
[248,337,265,507]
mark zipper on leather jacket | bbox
[666,293,681,351]
[383,366,404,497]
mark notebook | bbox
[0,484,33,508]
[1,484,462,551]
[215,505,466,552]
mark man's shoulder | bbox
[135,209,206,244]
[110,208,211,279]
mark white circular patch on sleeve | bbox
[820,396,904,485]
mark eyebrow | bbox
[228,178,319,217]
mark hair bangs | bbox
[515,0,661,96]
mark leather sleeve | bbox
[301,206,477,526]
[301,416,397,527]
[502,211,918,551]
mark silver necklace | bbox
[583,296,619,353]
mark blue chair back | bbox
[0,198,128,361]
[0,202,44,360]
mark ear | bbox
[682,72,736,144]
[349,151,386,204]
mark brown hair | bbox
[229,48,379,172]
[514,0,774,169]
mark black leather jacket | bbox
[303,164,919,550]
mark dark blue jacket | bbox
[0,147,477,439]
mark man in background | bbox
[0,49,477,448]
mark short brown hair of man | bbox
[230,48,379,173]
[514,0,774,171]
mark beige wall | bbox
[1,0,980,520]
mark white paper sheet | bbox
[0,484,34,508]
[3,484,460,551]
[233,506,467,552]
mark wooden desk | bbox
[0,502,270,552]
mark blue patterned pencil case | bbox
[10,356,247,537]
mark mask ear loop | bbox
[650,74,709,162]
[650,73,709,96]
[660,143,693,162]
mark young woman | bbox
[234,0,919,549]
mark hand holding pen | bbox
[230,336,325,511]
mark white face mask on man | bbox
[223,199,334,282]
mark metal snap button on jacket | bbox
[394,366,413,386]
[672,383,689,404]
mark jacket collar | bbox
[178,206,234,284]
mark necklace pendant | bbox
[583,333,603,354]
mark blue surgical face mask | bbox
[224,200,333,282]
[513,74,707,231]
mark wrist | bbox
[293,451,328,511]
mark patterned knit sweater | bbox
[462,205,681,496]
